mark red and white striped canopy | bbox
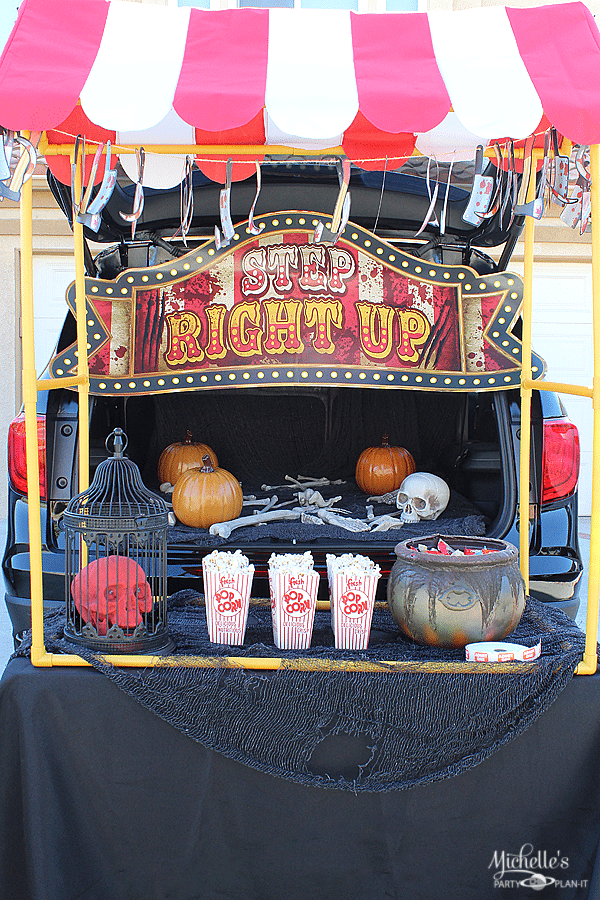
[1,0,600,185]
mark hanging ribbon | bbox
[499,140,518,229]
[215,158,235,250]
[82,141,118,233]
[119,148,145,241]
[313,158,351,244]
[547,127,571,207]
[247,161,263,237]
[514,134,545,219]
[0,130,13,182]
[177,155,194,246]
[75,140,117,233]
[414,157,440,237]
[0,132,36,202]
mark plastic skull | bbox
[396,472,450,523]
[71,555,153,636]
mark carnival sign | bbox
[50,212,544,395]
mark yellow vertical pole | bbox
[19,164,46,661]
[578,144,600,674]
[519,170,536,590]
[73,157,90,495]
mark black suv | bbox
[3,158,582,641]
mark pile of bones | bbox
[163,472,450,539]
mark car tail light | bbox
[7,412,47,502]
[542,418,579,504]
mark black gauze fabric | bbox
[166,481,487,547]
[18,597,586,793]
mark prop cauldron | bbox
[387,535,526,648]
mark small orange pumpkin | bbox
[355,434,415,496]
[172,455,243,529]
[158,431,218,486]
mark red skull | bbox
[71,555,153,636]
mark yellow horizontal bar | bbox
[522,379,593,398]
[30,649,538,674]
[40,141,559,162]
[36,375,87,391]
[42,143,345,159]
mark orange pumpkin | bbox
[158,431,218,486]
[172,455,243,529]
[355,434,415,496]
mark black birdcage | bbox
[63,428,173,654]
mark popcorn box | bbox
[327,554,380,650]
[268,553,319,650]
[202,551,254,646]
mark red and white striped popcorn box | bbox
[202,560,254,646]
[268,568,320,650]
[328,570,380,651]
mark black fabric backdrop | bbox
[1,655,600,900]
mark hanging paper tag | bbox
[560,184,583,229]
[462,146,494,225]
[462,176,494,225]
[551,156,570,205]
[580,189,591,233]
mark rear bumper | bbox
[3,546,583,639]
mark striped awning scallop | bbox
[1,0,600,185]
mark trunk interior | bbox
[86,387,513,597]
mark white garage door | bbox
[528,263,593,515]
[32,255,75,377]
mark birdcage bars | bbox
[63,428,173,654]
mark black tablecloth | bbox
[1,656,600,900]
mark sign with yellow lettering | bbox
[50,213,544,395]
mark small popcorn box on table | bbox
[326,553,381,650]
[268,552,320,650]
[202,549,254,645]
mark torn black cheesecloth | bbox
[18,597,586,793]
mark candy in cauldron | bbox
[387,535,526,648]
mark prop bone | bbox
[209,509,300,539]
[369,514,405,532]
[316,509,371,532]
[295,489,342,509]
[367,490,399,505]
[261,476,346,491]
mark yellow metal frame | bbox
[20,139,599,673]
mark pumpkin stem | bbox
[200,454,214,473]
[382,434,390,447]
[184,430,193,444]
